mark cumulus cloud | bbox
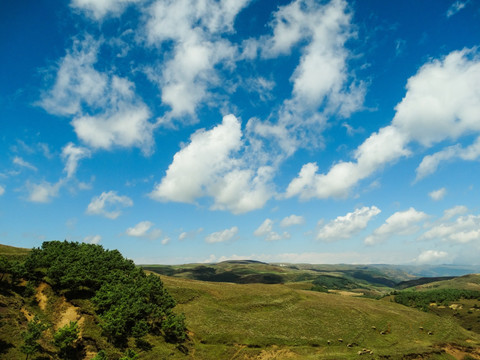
[83,234,102,244]
[250,0,364,157]
[125,221,162,240]
[254,219,290,241]
[0,185,4,196]
[365,208,428,245]
[286,126,409,199]
[39,37,155,154]
[287,47,480,200]
[86,191,133,219]
[205,226,239,243]
[442,205,468,220]
[429,188,446,201]
[416,250,448,264]
[422,213,480,244]
[13,157,37,171]
[317,206,381,241]
[280,214,305,227]
[70,0,140,20]
[144,0,250,122]
[150,114,274,213]
[416,137,480,181]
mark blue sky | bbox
[1,0,480,265]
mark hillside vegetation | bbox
[0,241,186,360]
[2,243,480,359]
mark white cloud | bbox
[61,142,91,179]
[13,156,37,171]
[286,126,409,199]
[161,237,170,245]
[429,188,446,201]
[446,1,469,18]
[365,208,428,245]
[86,191,133,219]
[253,219,289,241]
[0,185,5,196]
[205,226,238,244]
[70,0,140,20]
[126,221,162,240]
[27,181,62,203]
[442,205,468,220]
[422,213,480,244]
[83,234,102,245]
[150,114,274,214]
[416,250,448,264]
[416,137,480,180]
[251,0,364,157]
[150,114,241,202]
[280,214,305,227]
[288,47,480,200]
[178,228,203,241]
[253,219,274,237]
[144,0,250,122]
[39,37,155,154]
[317,206,381,241]
[393,48,480,146]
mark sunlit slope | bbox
[407,274,480,291]
[0,244,30,257]
[160,275,480,359]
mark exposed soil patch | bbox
[35,282,48,310]
[20,307,34,321]
[55,296,81,330]
[441,344,480,360]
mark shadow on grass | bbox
[135,338,153,351]
[0,339,13,355]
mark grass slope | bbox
[159,275,480,359]
[0,244,30,258]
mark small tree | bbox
[20,317,49,360]
[54,321,79,358]
[119,349,138,360]
[162,313,187,343]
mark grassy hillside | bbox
[2,243,480,359]
[159,275,480,359]
[408,274,480,292]
[0,243,30,258]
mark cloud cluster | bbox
[86,191,133,219]
[415,250,448,264]
[365,208,428,245]
[205,226,239,244]
[422,213,480,244]
[254,219,290,242]
[150,115,274,213]
[125,221,162,240]
[70,0,140,20]
[39,37,154,154]
[287,47,480,199]
[144,0,250,122]
[317,206,380,241]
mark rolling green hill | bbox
[159,275,480,359]
[2,243,480,359]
